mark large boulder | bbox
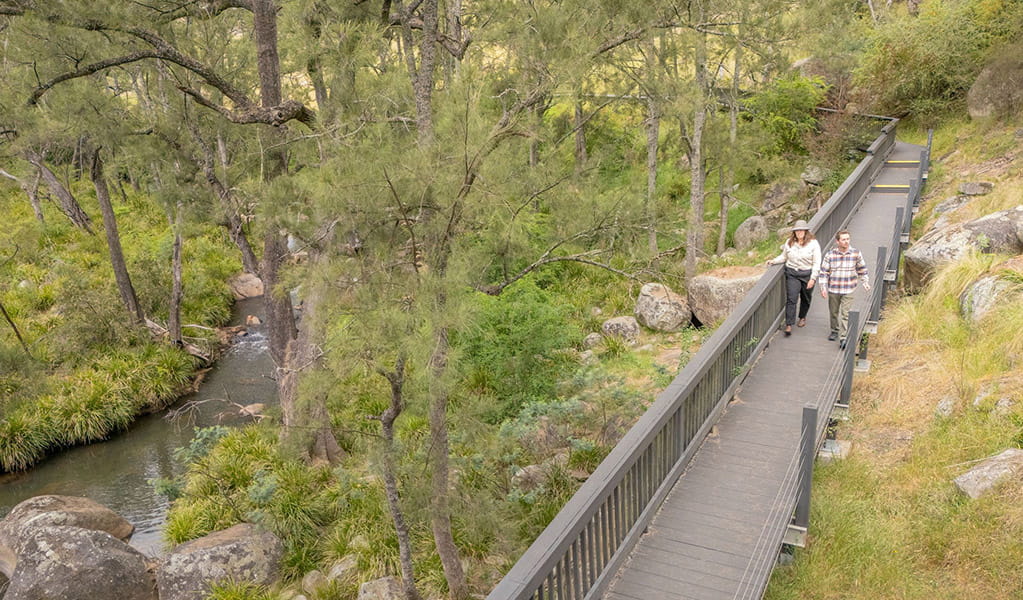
[903,206,1023,289]
[0,495,135,578]
[960,255,1023,322]
[958,181,994,196]
[156,523,284,600]
[359,576,405,600]
[954,448,1023,499]
[601,316,640,343]
[227,272,264,299]
[967,46,1023,119]
[733,215,769,250]
[800,165,830,186]
[959,276,1013,322]
[687,266,765,327]
[2,495,134,542]
[3,525,157,600]
[760,181,801,213]
[634,283,691,332]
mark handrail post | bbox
[839,311,860,407]
[908,177,920,213]
[794,404,817,530]
[893,209,905,287]
[872,246,886,325]
[924,129,933,180]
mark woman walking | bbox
[766,220,821,337]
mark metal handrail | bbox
[487,120,902,600]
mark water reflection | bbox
[0,297,277,558]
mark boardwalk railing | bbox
[487,119,903,600]
[785,129,930,577]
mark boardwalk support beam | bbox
[838,311,860,408]
[789,403,818,549]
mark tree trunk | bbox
[574,100,587,174]
[399,0,439,145]
[717,172,729,255]
[193,130,260,274]
[529,103,542,168]
[276,282,342,465]
[0,299,32,358]
[251,0,338,463]
[0,168,45,225]
[684,0,709,280]
[28,152,93,233]
[428,327,468,600]
[26,171,44,225]
[443,0,462,86]
[719,22,742,256]
[168,209,184,346]
[646,97,660,260]
[378,357,424,600]
[90,149,144,324]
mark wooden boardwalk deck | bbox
[603,141,926,600]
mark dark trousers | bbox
[784,267,813,326]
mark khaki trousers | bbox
[828,292,854,339]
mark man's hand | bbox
[820,288,828,299]
[807,279,815,289]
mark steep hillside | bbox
[766,117,1023,599]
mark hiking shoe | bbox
[827,332,838,341]
[797,318,806,327]
[839,338,847,350]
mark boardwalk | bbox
[602,141,926,600]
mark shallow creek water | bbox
[0,297,276,558]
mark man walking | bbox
[819,230,870,349]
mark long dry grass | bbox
[767,252,1023,599]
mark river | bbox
[0,296,276,558]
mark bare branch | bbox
[481,251,638,296]
[179,88,317,127]
[28,51,162,105]
[156,0,252,23]
[593,21,679,56]
[11,11,319,126]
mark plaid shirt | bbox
[820,246,869,294]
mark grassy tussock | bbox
[0,344,197,471]
[767,254,1023,598]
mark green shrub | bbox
[0,409,50,471]
[458,279,580,422]
[205,581,273,600]
[745,74,829,156]
[854,0,1023,121]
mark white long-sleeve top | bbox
[768,238,822,280]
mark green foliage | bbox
[457,279,581,422]
[854,0,1023,122]
[0,343,197,472]
[567,437,608,473]
[164,426,361,579]
[0,410,51,471]
[205,581,274,600]
[0,179,235,472]
[599,334,630,359]
[507,459,577,541]
[745,75,829,156]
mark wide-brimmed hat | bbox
[791,219,810,231]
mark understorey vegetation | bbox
[6,0,1020,599]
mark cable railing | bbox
[486,119,905,600]
[735,145,927,599]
